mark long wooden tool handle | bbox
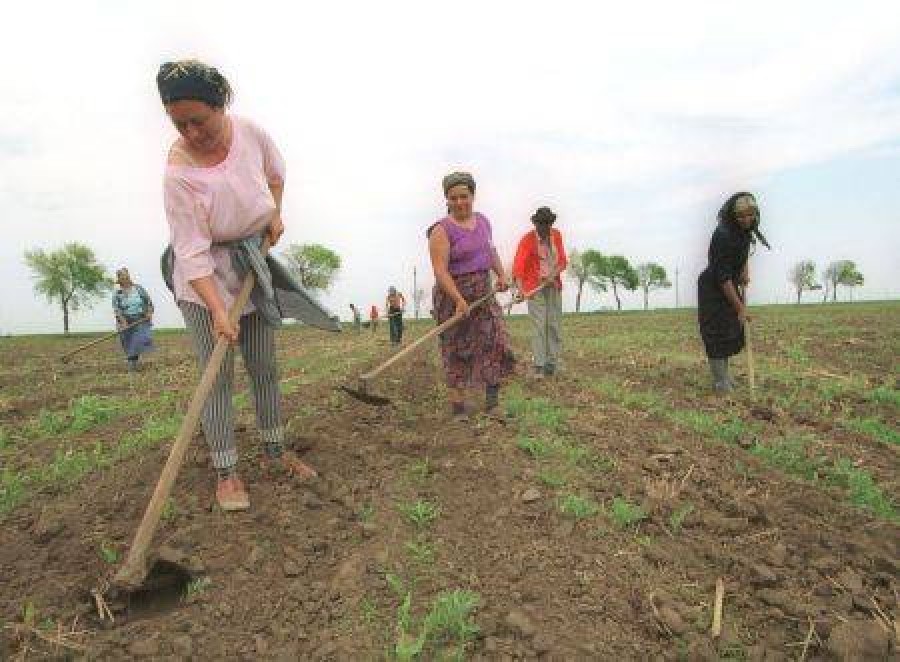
[115,238,270,587]
[741,286,755,389]
[59,318,147,362]
[361,291,494,381]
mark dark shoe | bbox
[544,364,556,377]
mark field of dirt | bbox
[1,301,897,660]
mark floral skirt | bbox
[433,271,515,389]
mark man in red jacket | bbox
[512,207,568,378]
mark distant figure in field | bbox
[386,286,406,346]
[349,303,362,333]
[369,305,379,333]
[512,206,567,378]
[112,267,155,372]
[428,171,514,421]
[697,192,770,393]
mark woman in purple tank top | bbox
[428,172,515,420]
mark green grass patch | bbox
[404,538,435,565]
[868,386,900,408]
[750,436,825,481]
[516,436,551,458]
[537,469,567,488]
[558,494,600,519]
[98,542,120,565]
[0,469,25,516]
[505,387,567,430]
[828,459,898,521]
[843,417,900,446]
[399,500,440,530]
[392,589,480,661]
[668,504,694,534]
[608,497,648,529]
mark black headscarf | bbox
[718,192,771,250]
[157,60,232,108]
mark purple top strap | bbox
[438,212,494,276]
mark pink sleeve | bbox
[164,174,216,282]
[253,122,286,182]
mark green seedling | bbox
[517,436,551,458]
[399,500,440,529]
[99,543,119,565]
[558,494,599,519]
[537,469,566,488]
[184,577,212,599]
[609,497,647,529]
[668,504,694,534]
[405,538,435,565]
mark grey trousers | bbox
[527,287,563,369]
[180,302,284,470]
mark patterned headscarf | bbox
[157,60,232,108]
[718,192,771,249]
[442,171,476,196]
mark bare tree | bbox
[636,262,672,310]
[788,260,819,303]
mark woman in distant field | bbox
[158,59,316,512]
[697,192,769,393]
[112,267,154,372]
[385,286,406,346]
[428,172,514,421]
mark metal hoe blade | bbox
[339,379,392,406]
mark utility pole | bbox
[674,265,679,309]
[413,267,419,319]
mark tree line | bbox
[24,242,342,333]
[21,242,872,332]
[789,260,864,304]
[566,250,671,312]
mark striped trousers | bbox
[180,302,283,470]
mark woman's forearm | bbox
[268,178,284,212]
[189,276,227,318]
[490,247,507,281]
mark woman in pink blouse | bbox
[158,60,315,512]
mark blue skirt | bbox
[120,320,154,359]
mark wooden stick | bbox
[798,617,815,661]
[741,286,755,389]
[58,317,148,363]
[359,291,494,382]
[711,578,725,638]
[113,238,270,589]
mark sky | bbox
[1,1,899,334]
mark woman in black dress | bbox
[697,192,769,393]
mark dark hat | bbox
[531,206,557,224]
